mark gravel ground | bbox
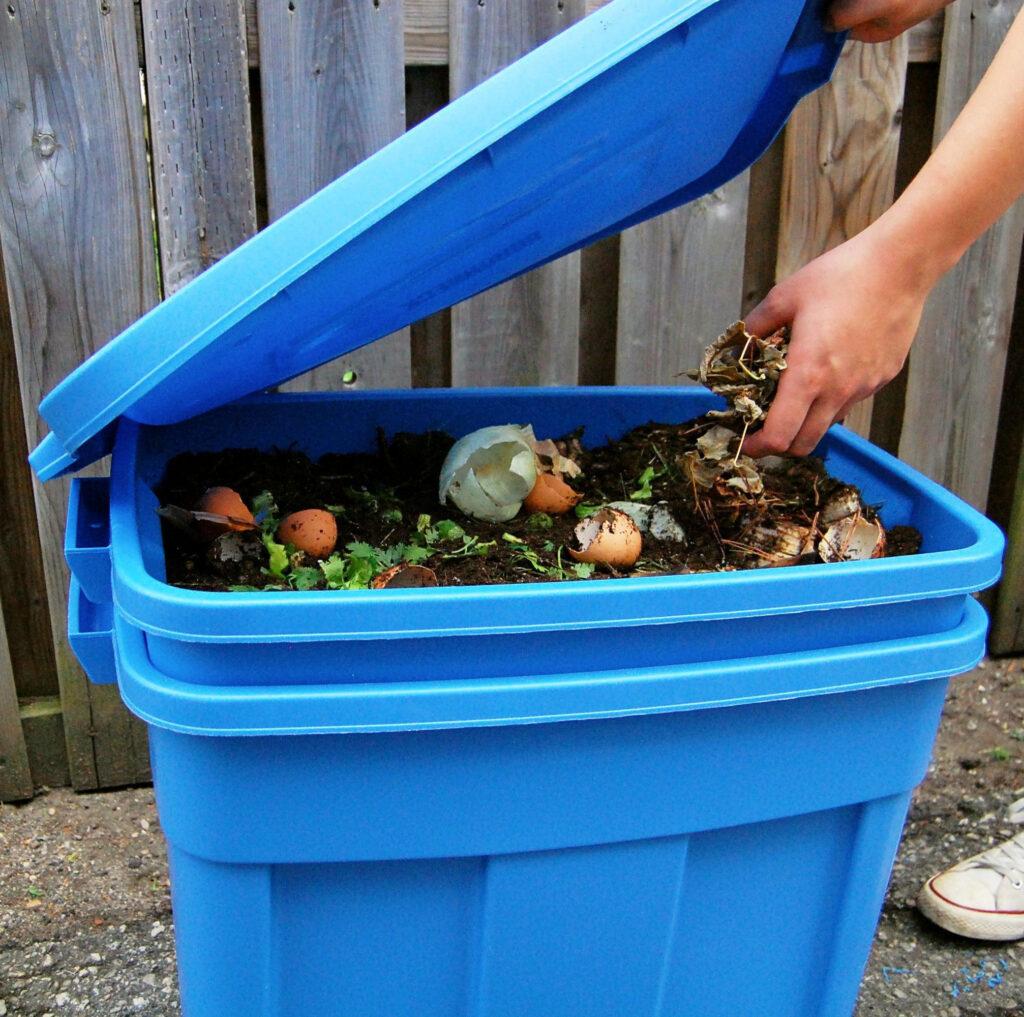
[1,656,1023,1016]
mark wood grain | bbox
[616,179,750,386]
[0,602,33,801]
[776,37,908,437]
[0,240,57,700]
[0,0,158,789]
[449,0,584,387]
[405,0,448,65]
[899,0,1024,510]
[141,0,257,294]
[993,444,1024,654]
[259,0,411,390]
[243,2,945,68]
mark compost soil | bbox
[157,419,921,593]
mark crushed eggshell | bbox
[439,425,538,522]
[607,501,686,543]
[194,487,256,540]
[371,563,438,589]
[523,472,583,515]
[569,507,642,568]
[819,514,886,563]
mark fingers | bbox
[848,21,905,42]
[745,285,795,339]
[828,0,897,31]
[834,396,861,425]
[789,397,842,456]
[742,367,815,457]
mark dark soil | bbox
[157,419,918,593]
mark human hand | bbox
[742,227,933,457]
[828,0,954,42]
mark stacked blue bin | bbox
[34,1,1004,1015]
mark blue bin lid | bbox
[31,0,843,481]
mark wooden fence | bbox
[0,0,1022,801]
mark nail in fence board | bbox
[616,180,750,386]
[775,38,909,438]
[449,0,584,387]
[899,0,1024,510]
[141,0,257,295]
[0,1,157,789]
[0,603,33,802]
[259,0,411,390]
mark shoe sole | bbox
[918,878,1024,941]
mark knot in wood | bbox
[33,132,56,158]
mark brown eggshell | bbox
[523,472,583,516]
[277,509,338,560]
[195,487,256,540]
[569,508,642,569]
[370,564,439,589]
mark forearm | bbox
[867,6,1024,288]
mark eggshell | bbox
[818,514,886,563]
[195,487,256,540]
[277,510,338,559]
[523,472,582,515]
[371,563,438,589]
[569,508,642,569]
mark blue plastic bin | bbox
[32,0,1006,1013]
[61,387,1001,1017]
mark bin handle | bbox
[65,476,112,606]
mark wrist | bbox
[860,204,964,297]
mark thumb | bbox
[744,284,795,339]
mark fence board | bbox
[142,0,257,295]
[899,0,1024,510]
[616,181,749,386]
[0,0,157,789]
[0,602,33,802]
[449,0,584,387]
[776,38,908,437]
[0,242,57,700]
[993,441,1024,654]
[259,0,410,390]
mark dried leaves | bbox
[683,319,889,569]
[689,319,788,428]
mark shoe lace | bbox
[963,829,1024,887]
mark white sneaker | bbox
[918,797,1024,941]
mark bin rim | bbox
[107,389,1005,644]
[112,597,988,736]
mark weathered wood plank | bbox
[141,0,257,294]
[989,261,1024,654]
[0,0,158,790]
[899,0,1024,510]
[742,135,786,316]
[775,37,908,437]
[449,0,584,387]
[0,239,58,700]
[259,0,411,390]
[243,2,944,69]
[993,443,1024,654]
[406,0,448,65]
[0,602,33,802]
[909,11,945,63]
[616,179,750,386]
[579,236,620,386]
[406,65,451,388]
